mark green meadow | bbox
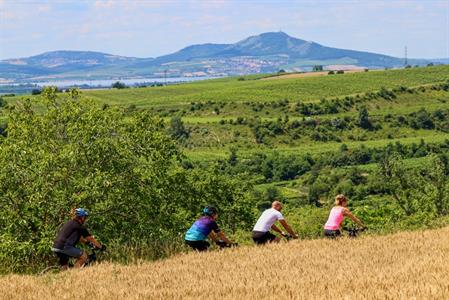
[1,65,448,195]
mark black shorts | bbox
[252,231,276,244]
[324,229,341,239]
[52,246,83,266]
[185,240,210,251]
[54,252,70,266]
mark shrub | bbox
[112,81,127,89]
[169,116,190,140]
[358,106,372,130]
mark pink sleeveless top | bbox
[324,207,344,230]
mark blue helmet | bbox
[203,206,217,217]
[75,208,89,217]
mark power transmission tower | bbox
[164,69,167,86]
[404,46,408,67]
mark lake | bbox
[30,76,217,88]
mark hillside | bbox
[84,65,449,105]
[5,65,449,164]
[0,32,435,83]
[1,227,448,299]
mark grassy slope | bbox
[82,65,449,107]
[1,227,448,299]
[4,66,449,161]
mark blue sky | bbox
[0,0,448,60]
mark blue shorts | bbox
[52,246,83,258]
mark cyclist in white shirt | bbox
[252,201,298,244]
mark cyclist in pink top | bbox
[324,194,365,238]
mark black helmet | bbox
[203,205,217,217]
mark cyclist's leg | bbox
[266,232,279,243]
[185,240,210,251]
[324,229,341,239]
[55,252,70,270]
[59,246,86,268]
[252,231,277,244]
[74,251,88,268]
[252,231,266,244]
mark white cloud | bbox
[0,0,447,59]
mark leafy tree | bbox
[313,65,323,72]
[0,87,255,272]
[379,153,449,216]
[358,106,372,130]
[0,97,6,108]
[228,148,238,166]
[169,116,190,140]
[0,123,6,137]
[112,81,127,89]
[410,108,434,130]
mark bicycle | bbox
[281,232,300,241]
[342,226,366,238]
[39,244,106,275]
[215,240,238,249]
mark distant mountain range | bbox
[0,32,445,83]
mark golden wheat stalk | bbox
[1,227,448,300]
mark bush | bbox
[112,81,127,89]
[379,153,449,216]
[358,106,372,130]
[169,116,190,140]
[409,108,435,130]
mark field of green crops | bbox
[81,65,449,107]
[3,65,449,163]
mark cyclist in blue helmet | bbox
[52,208,103,269]
[185,206,233,251]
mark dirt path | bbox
[262,69,366,80]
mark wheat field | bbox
[1,227,448,300]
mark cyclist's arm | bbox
[209,230,231,244]
[279,220,298,238]
[217,231,231,244]
[85,236,102,249]
[343,209,365,228]
[271,224,283,235]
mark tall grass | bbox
[1,227,448,299]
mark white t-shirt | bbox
[252,208,285,232]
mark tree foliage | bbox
[379,153,449,216]
[0,87,255,273]
[358,106,372,130]
[169,116,190,140]
[111,81,127,89]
